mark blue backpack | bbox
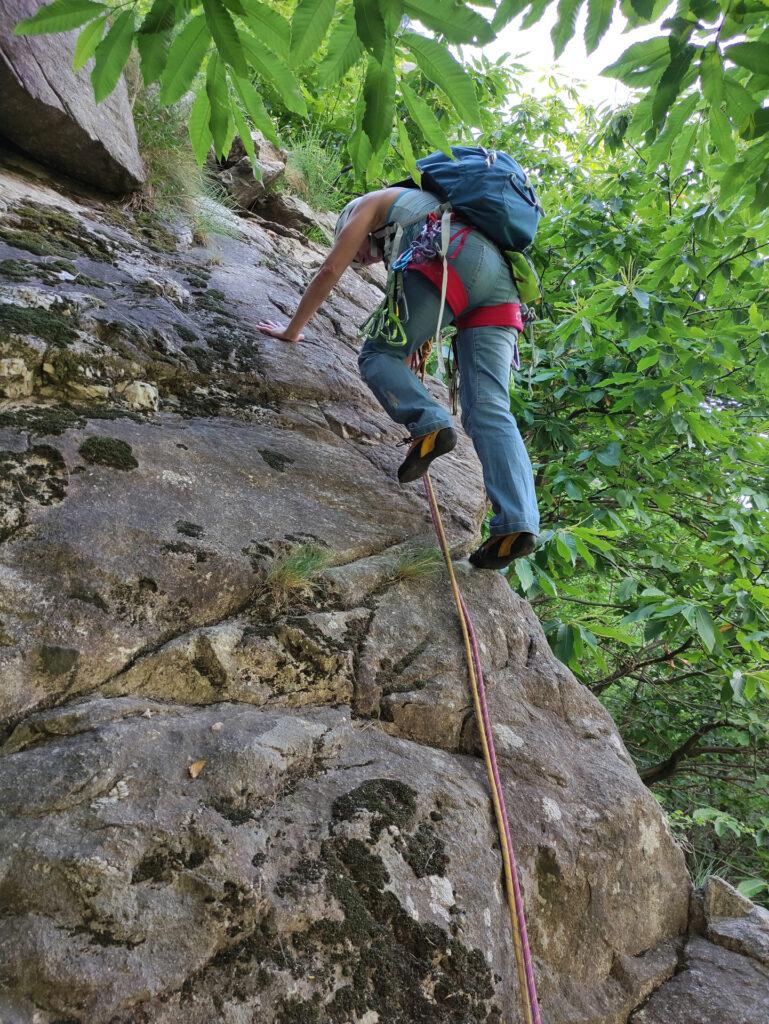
[413,145,543,252]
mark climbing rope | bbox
[422,473,541,1024]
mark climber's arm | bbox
[256,188,401,342]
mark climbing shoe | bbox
[469,532,537,570]
[397,427,457,484]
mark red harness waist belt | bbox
[409,260,524,332]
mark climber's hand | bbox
[255,320,305,342]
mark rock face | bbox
[629,878,769,1023]
[0,1,145,193]
[0,152,766,1023]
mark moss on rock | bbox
[284,835,500,1023]
[0,202,113,261]
[0,302,79,346]
[79,436,138,470]
[402,821,449,878]
[332,779,418,839]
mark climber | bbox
[255,179,540,571]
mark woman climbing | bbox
[256,159,540,571]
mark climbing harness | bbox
[422,474,542,1024]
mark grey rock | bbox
[704,876,769,966]
[212,132,289,210]
[611,940,680,1004]
[0,158,748,1024]
[0,0,145,193]
[704,874,756,920]
[255,190,334,242]
[630,936,769,1023]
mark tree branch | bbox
[589,638,694,693]
[639,721,750,786]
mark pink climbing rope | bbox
[422,474,542,1024]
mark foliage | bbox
[128,66,242,240]
[15,1,769,207]
[475,81,769,899]
[282,125,348,211]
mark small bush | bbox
[389,547,444,583]
[264,544,332,609]
[283,126,348,212]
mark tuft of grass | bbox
[128,69,243,243]
[388,547,444,584]
[264,544,332,609]
[301,224,332,247]
[283,126,348,212]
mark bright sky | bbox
[489,7,670,110]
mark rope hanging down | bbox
[422,473,542,1024]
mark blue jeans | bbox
[358,229,539,537]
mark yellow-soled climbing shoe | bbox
[397,427,457,484]
[469,531,537,570]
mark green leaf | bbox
[694,606,716,652]
[637,350,659,371]
[400,80,452,156]
[723,78,758,128]
[403,0,494,46]
[232,74,280,145]
[73,14,106,71]
[551,0,582,60]
[91,10,135,103]
[514,557,535,592]
[348,126,373,178]
[354,0,388,61]
[231,101,262,181]
[710,104,736,162]
[188,86,213,166]
[239,0,290,57]
[363,51,395,152]
[403,31,481,125]
[668,122,697,179]
[628,0,654,17]
[596,441,621,466]
[317,6,365,87]
[492,0,530,31]
[241,32,307,114]
[206,55,230,158]
[651,44,697,133]
[290,0,336,67]
[159,15,210,105]
[553,622,575,665]
[139,0,176,34]
[602,37,670,84]
[741,108,769,142]
[737,878,767,900]
[588,622,639,644]
[220,0,249,15]
[699,44,724,106]
[396,118,421,187]
[136,0,175,84]
[14,0,106,36]
[204,0,248,75]
[726,41,769,75]
[585,0,613,55]
[136,29,171,86]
